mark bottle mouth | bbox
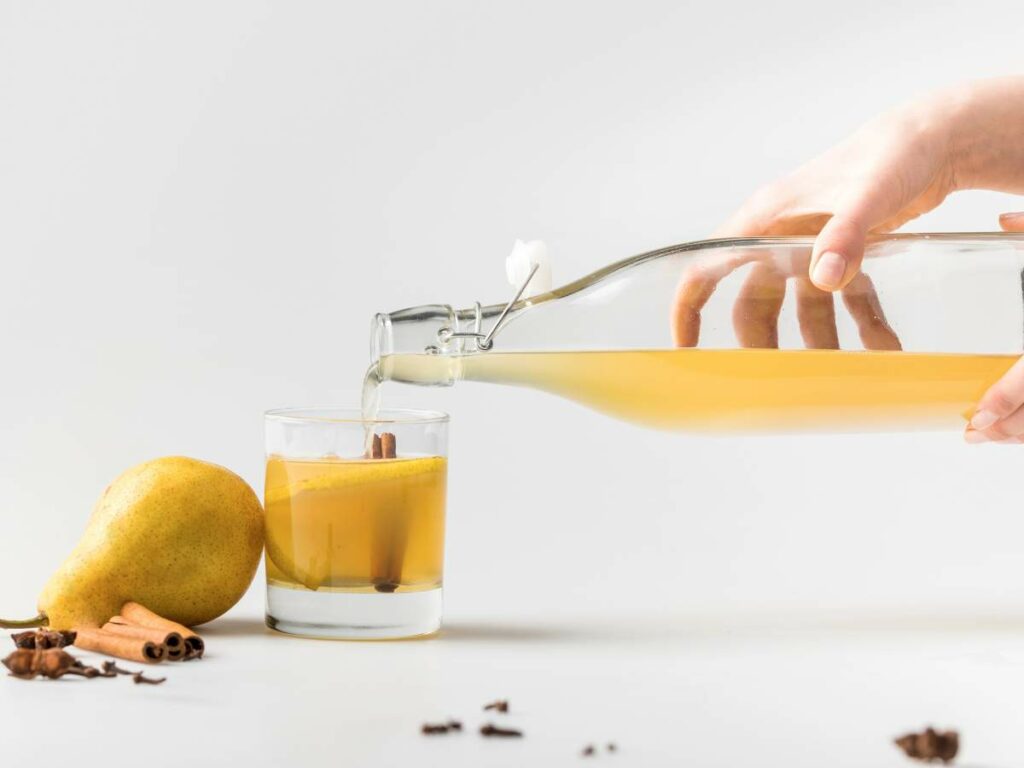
[369,304,462,359]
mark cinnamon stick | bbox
[369,432,405,591]
[101,622,185,661]
[73,627,165,663]
[117,603,205,659]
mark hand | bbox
[965,212,1024,443]
[673,90,957,351]
[672,77,1024,443]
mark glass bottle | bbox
[369,234,1024,433]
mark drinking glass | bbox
[264,407,449,639]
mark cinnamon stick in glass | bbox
[381,432,396,459]
[369,432,407,592]
[369,433,383,459]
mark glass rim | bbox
[264,406,450,425]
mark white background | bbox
[2,1,1024,765]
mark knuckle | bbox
[987,390,1017,416]
[747,183,780,211]
[986,425,1012,442]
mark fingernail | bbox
[811,251,846,289]
[964,430,990,444]
[1000,212,1024,231]
[971,409,998,430]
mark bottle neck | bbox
[371,302,519,364]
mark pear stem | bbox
[0,613,48,629]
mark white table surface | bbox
[5,584,1023,767]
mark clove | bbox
[3,648,79,679]
[607,742,617,753]
[102,660,137,676]
[91,661,118,678]
[65,662,102,678]
[483,699,509,713]
[421,720,463,735]
[894,727,959,764]
[11,629,76,649]
[480,723,523,738]
[132,672,166,685]
[3,646,170,684]
[581,744,596,757]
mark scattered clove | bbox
[894,727,959,764]
[421,720,463,735]
[581,744,596,757]
[483,699,509,713]
[3,648,79,679]
[101,660,137,676]
[480,723,523,738]
[11,629,77,649]
[132,672,166,685]
[91,661,118,678]
[65,662,102,678]
[4,639,170,686]
[607,742,617,753]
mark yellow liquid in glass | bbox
[381,349,1017,432]
[264,455,447,593]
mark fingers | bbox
[671,263,718,348]
[966,406,1024,444]
[672,250,758,347]
[672,183,794,347]
[965,355,1024,444]
[732,264,786,348]
[840,273,901,351]
[808,212,869,291]
[794,279,839,349]
[999,211,1024,231]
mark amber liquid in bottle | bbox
[380,349,1017,432]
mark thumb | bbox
[808,212,869,291]
[999,211,1024,232]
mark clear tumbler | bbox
[264,408,449,639]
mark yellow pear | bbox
[3,457,264,630]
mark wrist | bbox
[941,83,989,190]
[937,78,1024,192]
